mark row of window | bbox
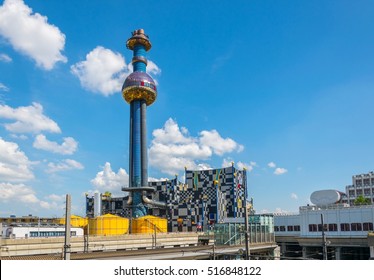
[274,225,300,232]
[355,179,374,186]
[275,222,374,232]
[349,188,374,195]
[309,222,373,232]
[29,231,78,237]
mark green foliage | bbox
[353,195,371,205]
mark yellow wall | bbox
[54,215,88,228]
[131,215,167,234]
[88,214,129,236]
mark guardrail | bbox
[0,232,204,258]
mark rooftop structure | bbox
[342,171,374,205]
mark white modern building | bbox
[342,171,374,205]
[274,190,374,260]
[1,224,84,239]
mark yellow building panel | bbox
[131,215,167,234]
[88,214,129,236]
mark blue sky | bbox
[0,0,373,217]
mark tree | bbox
[353,195,371,205]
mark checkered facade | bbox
[86,166,247,232]
[164,166,247,231]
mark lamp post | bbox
[243,168,250,260]
[321,214,328,260]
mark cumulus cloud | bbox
[0,182,61,209]
[274,208,290,214]
[46,159,84,173]
[0,137,34,182]
[146,60,162,76]
[0,102,61,134]
[10,134,28,140]
[0,182,37,203]
[222,158,234,168]
[0,53,12,62]
[71,46,161,96]
[46,193,65,202]
[267,161,288,175]
[222,159,256,171]
[90,162,129,194]
[291,193,298,200]
[0,0,67,70]
[71,46,129,96]
[274,167,288,175]
[200,130,244,156]
[149,118,243,175]
[237,161,256,171]
[33,134,78,155]
[148,177,171,182]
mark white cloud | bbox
[0,102,61,134]
[71,46,161,96]
[148,177,171,182]
[274,208,290,214]
[46,194,65,202]
[222,158,234,168]
[291,193,298,200]
[0,53,12,62]
[152,118,193,145]
[0,182,37,203]
[71,46,129,96]
[237,161,254,172]
[33,134,78,155]
[90,162,128,194]
[222,159,256,171]
[267,161,287,175]
[274,167,288,175]
[46,159,84,173]
[0,83,9,91]
[0,137,34,182]
[0,0,67,70]
[10,134,28,140]
[199,129,244,156]
[146,60,162,76]
[0,182,61,209]
[149,118,243,175]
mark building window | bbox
[340,223,350,231]
[280,226,286,232]
[309,224,317,232]
[287,226,293,231]
[294,225,300,231]
[351,223,362,231]
[328,224,338,231]
[274,226,279,232]
[356,189,363,195]
[363,223,373,231]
